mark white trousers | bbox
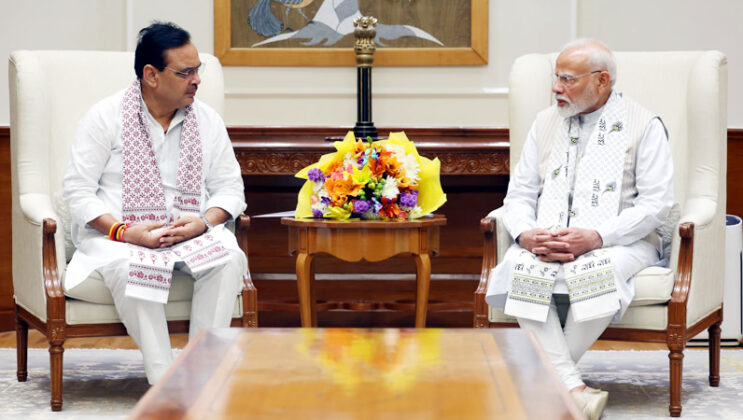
[98,249,245,384]
[517,295,613,390]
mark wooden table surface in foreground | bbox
[130,328,583,420]
[282,215,447,328]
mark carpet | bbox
[580,350,743,419]
[0,348,150,419]
[0,348,741,419]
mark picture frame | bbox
[214,0,488,66]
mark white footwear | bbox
[571,386,608,420]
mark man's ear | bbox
[599,71,612,89]
[142,64,159,88]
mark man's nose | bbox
[552,79,563,94]
[192,72,201,85]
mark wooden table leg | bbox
[414,253,431,328]
[309,259,317,327]
[295,253,317,327]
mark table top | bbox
[130,328,581,420]
[281,214,446,229]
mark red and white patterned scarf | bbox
[121,80,202,223]
[120,81,230,303]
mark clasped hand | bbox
[518,227,603,262]
[122,216,207,249]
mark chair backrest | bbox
[8,50,225,259]
[508,51,728,323]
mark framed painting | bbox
[214,0,488,66]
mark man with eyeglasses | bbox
[486,39,673,420]
[62,22,247,385]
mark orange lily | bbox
[324,175,363,206]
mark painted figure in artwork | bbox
[249,0,316,37]
[247,0,443,47]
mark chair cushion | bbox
[63,269,197,305]
[488,265,675,323]
[610,304,668,331]
[631,266,674,306]
[65,296,243,325]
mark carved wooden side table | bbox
[281,215,446,328]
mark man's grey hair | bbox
[560,38,617,87]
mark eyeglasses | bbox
[164,62,204,79]
[553,70,603,87]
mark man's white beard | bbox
[555,93,598,118]
[557,102,578,118]
[556,94,580,118]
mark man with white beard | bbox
[485,39,674,420]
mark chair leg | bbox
[668,348,684,417]
[708,322,721,386]
[49,339,65,411]
[15,315,28,382]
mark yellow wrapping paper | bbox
[294,131,446,219]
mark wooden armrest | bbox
[234,214,258,327]
[235,214,251,254]
[474,216,498,327]
[236,213,251,230]
[479,216,498,279]
[664,221,695,345]
[670,221,694,305]
[42,218,66,335]
[480,216,496,233]
[42,218,64,299]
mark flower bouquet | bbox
[294,131,446,220]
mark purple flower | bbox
[399,192,418,208]
[308,168,325,183]
[353,200,371,214]
[312,208,324,218]
[321,196,331,205]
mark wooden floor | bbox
[0,330,189,349]
[0,329,679,351]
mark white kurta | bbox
[62,90,247,291]
[486,104,674,321]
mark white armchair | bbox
[8,50,258,411]
[474,51,727,417]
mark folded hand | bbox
[521,227,603,262]
[121,222,167,249]
[158,216,207,247]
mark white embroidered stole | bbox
[505,92,626,322]
[120,81,230,303]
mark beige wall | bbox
[579,0,743,129]
[0,0,127,126]
[1,0,741,127]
